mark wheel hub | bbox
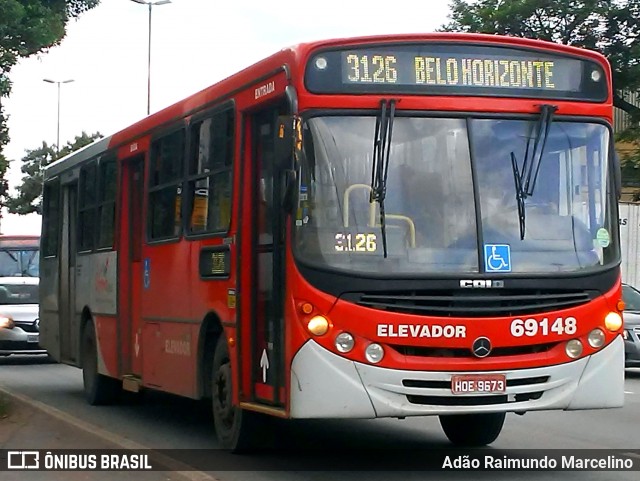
[214,363,234,429]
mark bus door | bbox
[59,182,77,363]
[249,105,288,406]
[120,154,145,376]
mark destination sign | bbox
[305,43,607,101]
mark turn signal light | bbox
[300,302,314,315]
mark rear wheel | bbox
[82,321,120,405]
[211,335,265,452]
[439,412,506,446]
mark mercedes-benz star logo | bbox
[472,337,492,358]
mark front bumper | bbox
[0,327,46,355]
[290,336,625,418]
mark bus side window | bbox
[78,162,97,252]
[97,157,117,249]
[42,179,61,257]
[187,108,234,234]
[149,128,185,240]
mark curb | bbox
[0,385,219,481]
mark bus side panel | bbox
[141,321,198,396]
[39,256,60,360]
[140,241,196,396]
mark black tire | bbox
[211,335,266,452]
[439,412,506,446]
[82,321,120,405]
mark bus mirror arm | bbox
[274,115,295,170]
[282,169,297,214]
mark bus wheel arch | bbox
[198,312,224,399]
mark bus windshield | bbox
[294,115,616,275]
[0,248,39,305]
[0,248,39,278]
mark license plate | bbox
[451,374,506,394]
[27,334,39,343]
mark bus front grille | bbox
[390,343,558,358]
[406,391,544,406]
[343,289,593,317]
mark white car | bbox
[0,277,43,355]
[0,236,43,356]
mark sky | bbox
[2,0,453,235]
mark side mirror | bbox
[274,115,294,170]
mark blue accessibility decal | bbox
[143,258,151,289]
[484,244,511,272]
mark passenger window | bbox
[42,179,61,257]
[187,108,234,234]
[149,129,185,240]
[78,162,97,252]
[97,157,117,249]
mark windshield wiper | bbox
[510,104,557,240]
[510,152,526,241]
[370,99,396,258]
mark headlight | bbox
[365,343,384,364]
[0,316,15,329]
[565,339,583,359]
[307,315,329,336]
[604,312,623,332]
[587,328,605,348]
[335,332,355,353]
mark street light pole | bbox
[131,0,171,116]
[42,78,74,151]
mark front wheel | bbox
[212,335,266,452]
[82,321,120,405]
[439,412,506,446]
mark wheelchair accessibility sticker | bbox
[484,244,511,272]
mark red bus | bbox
[41,33,624,450]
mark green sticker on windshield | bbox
[596,228,610,248]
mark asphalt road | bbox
[1,355,639,481]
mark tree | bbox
[7,131,102,215]
[441,0,640,168]
[0,0,100,212]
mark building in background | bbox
[615,90,640,202]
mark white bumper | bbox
[289,336,624,419]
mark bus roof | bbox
[43,32,611,179]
